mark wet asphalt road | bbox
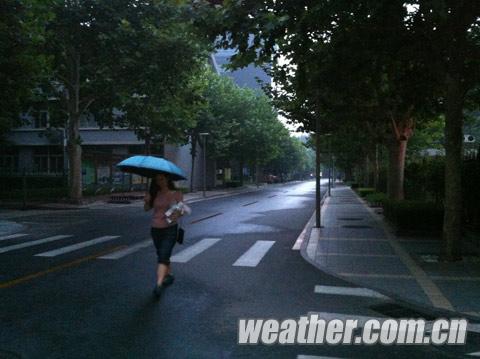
[0,181,457,358]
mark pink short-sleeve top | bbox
[151,190,183,229]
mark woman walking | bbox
[144,173,184,298]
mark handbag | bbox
[177,227,185,244]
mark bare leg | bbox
[156,263,169,286]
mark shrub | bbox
[383,200,443,235]
[225,180,242,188]
[365,192,388,206]
[349,182,359,189]
[357,187,375,197]
[0,187,68,201]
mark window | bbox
[33,111,49,128]
[33,147,64,174]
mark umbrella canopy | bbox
[116,155,187,181]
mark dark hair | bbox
[149,173,176,207]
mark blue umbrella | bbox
[116,155,187,181]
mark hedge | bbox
[383,199,443,234]
[356,187,375,197]
[224,180,242,188]
[0,187,69,201]
[365,192,388,206]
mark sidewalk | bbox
[302,184,480,318]
[0,183,276,236]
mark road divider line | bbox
[98,239,152,260]
[0,245,126,289]
[233,240,275,267]
[0,235,73,254]
[314,285,389,299]
[170,238,222,263]
[0,233,28,241]
[34,235,120,257]
[242,201,258,207]
[189,213,222,224]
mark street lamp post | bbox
[199,132,209,197]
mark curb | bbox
[298,186,480,325]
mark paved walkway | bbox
[303,184,480,318]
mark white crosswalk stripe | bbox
[314,285,389,300]
[0,235,73,254]
[35,235,119,257]
[98,239,152,260]
[0,233,28,241]
[233,240,275,267]
[170,238,222,263]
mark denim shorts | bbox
[151,225,177,264]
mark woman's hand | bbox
[168,209,182,222]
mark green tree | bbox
[0,0,51,142]
[44,0,209,202]
[409,0,480,260]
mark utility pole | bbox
[315,117,321,228]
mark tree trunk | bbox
[387,139,407,200]
[67,52,82,203]
[68,112,82,203]
[364,154,370,187]
[374,144,380,191]
[239,159,244,186]
[144,133,151,155]
[387,116,414,200]
[190,136,197,192]
[443,72,464,261]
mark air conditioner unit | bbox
[464,135,475,143]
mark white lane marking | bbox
[314,285,389,300]
[98,239,152,259]
[233,240,275,267]
[170,238,222,263]
[293,212,315,250]
[469,351,480,356]
[0,233,28,241]
[0,235,72,254]
[34,236,119,257]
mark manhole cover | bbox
[342,225,372,229]
[370,303,437,320]
[338,217,363,221]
